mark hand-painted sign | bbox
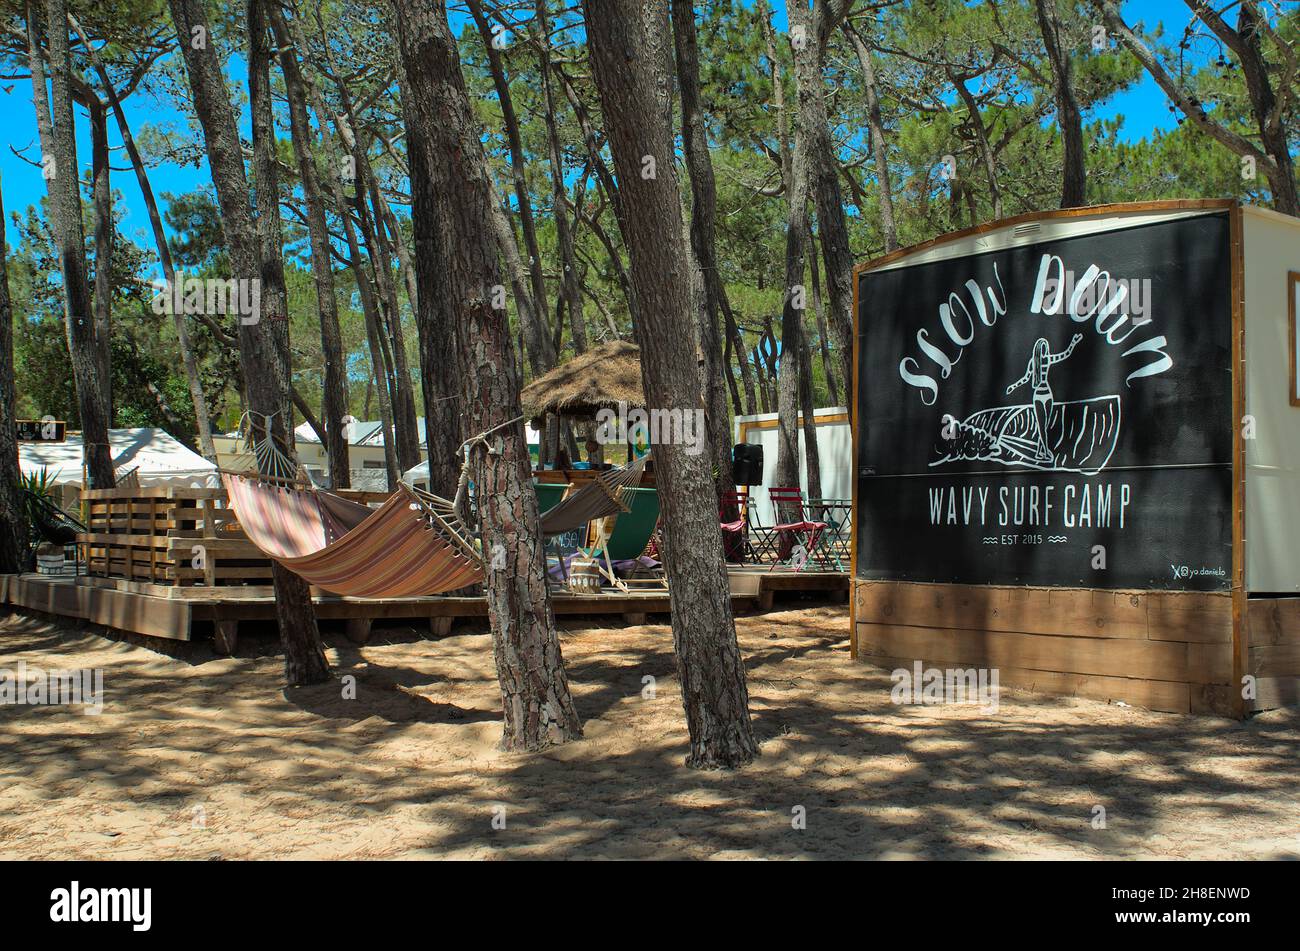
[856,213,1232,590]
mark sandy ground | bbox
[1,601,1298,860]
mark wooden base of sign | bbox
[852,580,1241,717]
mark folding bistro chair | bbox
[764,486,827,572]
[579,486,663,590]
[806,497,851,570]
[720,488,756,564]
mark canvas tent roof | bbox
[19,427,219,488]
[401,424,540,486]
[293,418,429,447]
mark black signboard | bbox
[856,213,1232,591]
[16,419,66,442]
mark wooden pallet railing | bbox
[77,485,389,588]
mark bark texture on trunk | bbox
[466,0,552,373]
[806,223,839,406]
[671,0,736,503]
[775,129,809,501]
[1228,1,1298,216]
[274,29,351,489]
[35,0,113,488]
[948,66,1002,220]
[271,7,401,487]
[397,70,464,498]
[843,20,898,250]
[87,97,112,416]
[587,0,757,770]
[168,0,329,685]
[787,0,855,400]
[1035,0,1086,208]
[535,0,587,356]
[392,0,582,751]
[69,12,216,459]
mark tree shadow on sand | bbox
[2,606,1298,859]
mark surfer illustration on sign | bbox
[932,332,1121,475]
[1005,334,1082,464]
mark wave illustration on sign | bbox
[931,334,1121,475]
[932,396,1121,474]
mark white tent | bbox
[402,424,541,488]
[19,427,220,489]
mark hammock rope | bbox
[223,410,304,485]
[453,414,526,519]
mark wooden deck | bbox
[0,567,847,654]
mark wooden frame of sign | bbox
[849,200,1300,718]
[1288,270,1299,407]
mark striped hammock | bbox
[222,474,484,598]
[539,455,650,536]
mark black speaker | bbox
[732,443,764,485]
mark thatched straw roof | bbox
[520,339,645,419]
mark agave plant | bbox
[21,466,60,503]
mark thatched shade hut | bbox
[520,339,645,421]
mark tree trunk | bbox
[0,179,27,574]
[361,165,421,473]
[397,72,463,497]
[69,12,217,460]
[586,0,757,770]
[1230,2,1299,216]
[806,222,839,406]
[535,0,587,356]
[392,0,582,751]
[34,0,113,488]
[169,0,328,685]
[671,0,735,503]
[466,0,552,364]
[948,68,1003,220]
[87,97,112,419]
[1035,0,1086,208]
[269,5,400,487]
[788,0,855,401]
[553,62,645,336]
[775,107,809,508]
[843,20,898,250]
[274,32,351,489]
[798,330,823,503]
[297,11,422,474]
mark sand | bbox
[1,602,1298,860]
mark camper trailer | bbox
[852,200,1300,716]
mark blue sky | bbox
[0,0,1215,257]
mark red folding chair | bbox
[720,488,753,563]
[766,486,826,572]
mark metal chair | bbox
[719,488,756,564]
[763,486,827,572]
[806,497,851,570]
